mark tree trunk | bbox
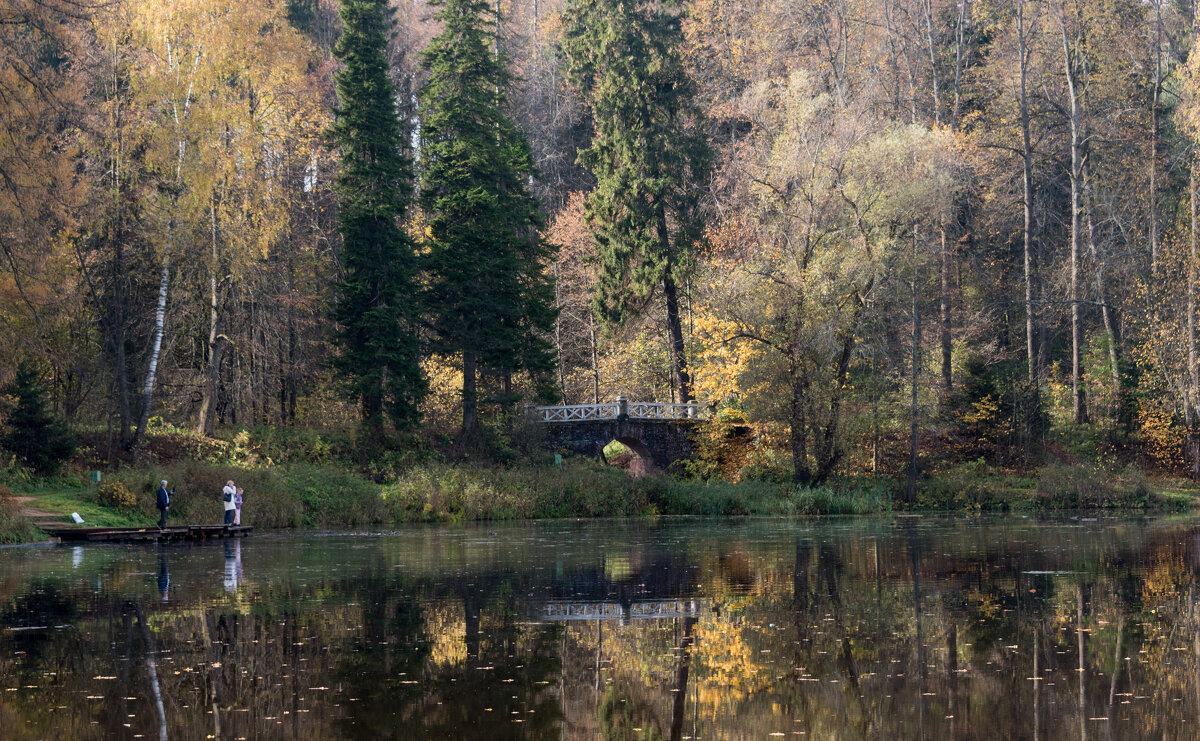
[884,0,903,116]
[590,323,600,404]
[1061,9,1086,424]
[462,349,479,434]
[198,198,221,435]
[553,261,565,401]
[1017,0,1037,384]
[655,201,693,405]
[131,261,170,458]
[1190,164,1199,474]
[1084,159,1120,420]
[940,227,952,391]
[113,238,132,446]
[1150,1,1163,279]
[922,0,941,125]
[286,304,298,424]
[200,320,223,436]
[662,272,693,404]
[814,331,855,486]
[107,41,133,448]
[872,347,881,475]
[953,0,970,123]
[907,252,920,505]
[790,316,811,486]
[791,371,811,486]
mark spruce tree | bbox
[561,0,711,404]
[419,0,557,434]
[1,361,76,476]
[330,0,424,434]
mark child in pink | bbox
[234,487,244,525]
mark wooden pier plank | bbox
[42,525,254,543]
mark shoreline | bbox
[5,458,1198,546]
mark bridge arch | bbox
[605,436,655,476]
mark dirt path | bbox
[10,496,63,522]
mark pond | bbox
[2,516,1199,739]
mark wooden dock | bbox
[43,525,254,543]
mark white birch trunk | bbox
[132,261,169,457]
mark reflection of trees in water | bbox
[552,522,1200,739]
[3,522,1200,738]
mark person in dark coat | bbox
[156,480,171,529]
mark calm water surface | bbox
[3,516,1200,739]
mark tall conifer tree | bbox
[562,0,712,404]
[419,0,557,434]
[330,0,424,433]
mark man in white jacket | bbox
[222,480,237,526]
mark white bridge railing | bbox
[539,599,704,623]
[527,397,706,423]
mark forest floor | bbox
[2,425,1199,546]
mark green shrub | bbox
[95,480,137,510]
[1034,463,1110,509]
[1104,464,1153,510]
[916,460,1006,511]
[736,448,792,484]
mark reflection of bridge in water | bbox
[537,599,704,625]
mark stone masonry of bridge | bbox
[531,399,700,471]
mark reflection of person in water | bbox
[223,540,242,592]
[158,551,170,602]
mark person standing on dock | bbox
[234,486,243,526]
[156,480,170,529]
[222,480,236,525]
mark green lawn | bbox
[24,488,152,528]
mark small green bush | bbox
[736,449,792,484]
[1101,464,1155,510]
[95,480,137,510]
[1035,463,1108,509]
[916,460,1006,511]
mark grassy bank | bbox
[0,489,42,545]
[3,454,1197,545]
[0,426,1196,543]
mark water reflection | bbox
[222,540,242,593]
[158,550,169,602]
[1,518,1200,739]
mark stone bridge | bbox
[528,398,703,471]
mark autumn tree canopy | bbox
[2,0,1200,482]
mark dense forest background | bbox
[5,0,1200,486]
